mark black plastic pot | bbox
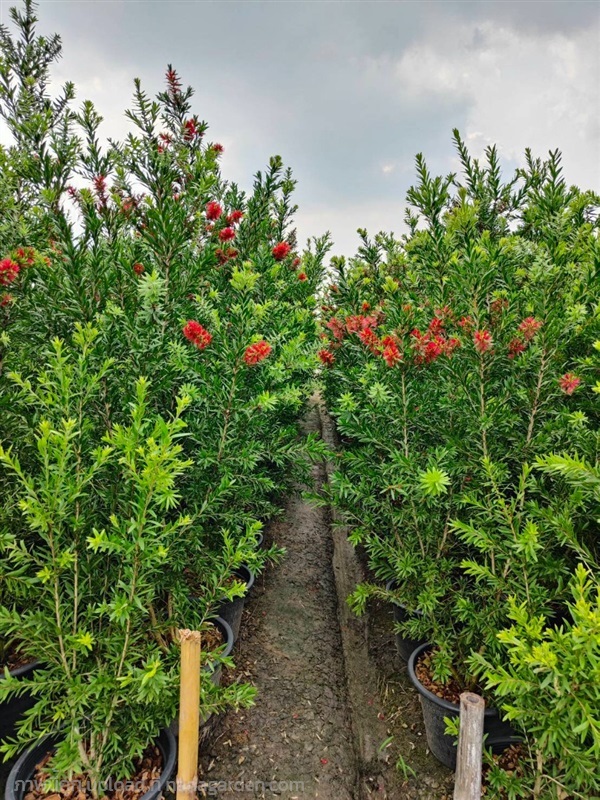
[0,660,38,744]
[408,643,515,770]
[256,532,264,548]
[216,566,255,641]
[385,579,427,662]
[4,728,176,800]
[485,735,524,756]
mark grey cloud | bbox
[24,1,600,254]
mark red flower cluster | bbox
[508,338,526,359]
[182,320,212,350]
[272,242,291,261]
[518,316,543,341]
[218,227,236,242]
[326,317,345,341]
[346,314,378,334]
[411,327,460,364]
[0,293,13,307]
[133,262,145,276]
[298,272,307,282]
[292,257,301,269]
[215,247,238,265]
[244,340,272,365]
[14,247,35,267]
[211,143,224,155]
[0,258,20,286]
[473,329,493,353]
[206,201,223,221]
[457,316,474,330]
[227,210,244,225]
[318,349,335,366]
[381,335,402,367]
[358,327,380,353]
[559,373,581,395]
[183,119,199,141]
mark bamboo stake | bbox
[454,692,485,800]
[176,629,201,800]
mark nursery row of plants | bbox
[0,3,330,798]
[319,133,600,798]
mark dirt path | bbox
[199,404,358,798]
[199,402,453,799]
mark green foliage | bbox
[0,0,327,789]
[320,132,600,795]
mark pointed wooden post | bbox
[176,629,201,800]
[454,692,485,800]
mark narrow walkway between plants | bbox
[198,403,358,799]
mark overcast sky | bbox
[1,0,599,255]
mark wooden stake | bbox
[454,692,485,800]
[176,629,201,800]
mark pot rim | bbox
[384,578,423,616]
[4,728,176,800]
[233,564,255,594]
[206,615,234,661]
[2,659,39,680]
[407,642,498,718]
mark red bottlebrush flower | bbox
[215,247,238,265]
[298,272,308,281]
[14,247,35,266]
[206,201,223,221]
[166,67,182,95]
[329,283,339,293]
[508,337,527,359]
[474,329,493,353]
[227,210,244,225]
[133,262,145,276]
[361,302,371,313]
[218,227,236,242]
[359,327,380,352]
[0,293,13,307]
[559,373,581,395]
[183,119,198,141]
[444,337,461,356]
[424,336,445,362]
[428,317,445,336]
[518,316,543,341]
[292,257,301,269]
[93,174,107,195]
[244,340,272,365]
[272,242,291,261]
[318,349,335,366]
[0,258,20,285]
[183,320,212,350]
[382,340,402,367]
[326,317,345,341]
[211,143,224,154]
[402,304,413,314]
[490,297,508,317]
[457,316,474,330]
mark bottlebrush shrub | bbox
[0,330,255,788]
[321,133,600,687]
[0,4,328,611]
[471,565,600,800]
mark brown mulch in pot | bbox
[202,622,225,653]
[1,644,34,673]
[482,743,526,796]
[415,650,464,705]
[24,745,164,800]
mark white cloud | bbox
[389,21,600,188]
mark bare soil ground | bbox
[198,403,453,799]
